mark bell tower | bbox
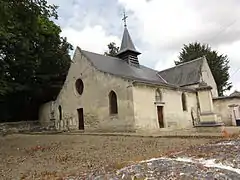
[116,11,141,67]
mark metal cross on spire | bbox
[122,11,128,27]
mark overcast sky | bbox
[48,0,240,95]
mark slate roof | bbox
[76,26,203,91]
[230,91,240,97]
[213,92,240,100]
[158,57,204,87]
[80,48,166,85]
[117,27,141,55]
[213,89,240,100]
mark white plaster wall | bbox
[213,98,240,125]
[201,58,218,97]
[40,48,135,131]
[132,85,159,130]
[198,91,213,113]
[132,85,197,130]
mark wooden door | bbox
[77,108,84,130]
[157,106,164,128]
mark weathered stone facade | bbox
[200,58,218,98]
[38,25,237,132]
[180,58,218,98]
[213,97,240,125]
[39,47,224,132]
[132,84,197,131]
[39,49,135,132]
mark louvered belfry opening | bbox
[117,51,140,67]
[116,27,141,67]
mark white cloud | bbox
[119,0,201,48]
[217,41,240,94]
[48,0,121,55]
[118,0,240,92]
[154,52,178,71]
[61,25,120,54]
[118,0,240,48]
[48,0,240,92]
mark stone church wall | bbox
[132,84,197,131]
[213,97,240,125]
[39,48,135,132]
[39,101,53,125]
[201,58,218,97]
[182,58,218,98]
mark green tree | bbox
[104,42,119,57]
[175,42,231,96]
[0,0,72,121]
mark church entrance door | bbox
[77,108,84,130]
[157,106,164,128]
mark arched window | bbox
[181,93,187,111]
[155,88,162,102]
[109,91,118,114]
[58,105,62,120]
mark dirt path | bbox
[0,134,213,179]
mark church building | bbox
[39,19,240,132]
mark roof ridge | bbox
[159,56,204,73]
[75,47,200,88]
[139,64,158,72]
[77,47,170,85]
[79,48,120,59]
[80,48,158,71]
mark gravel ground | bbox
[0,134,212,180]
[92,138,240,180]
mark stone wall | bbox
[0,121,55,134]
[132,84,197,131]
[39,48,135,132]
[213,97,240,125]
[200,58,218,97]
[39,101,54,125]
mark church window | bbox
[181,93,187,111]
[75,79,84,95]
[155,88,162,102]
[58,105,62,120]
[109,90,118,114]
